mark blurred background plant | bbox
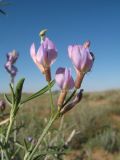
[0,0,10,15]
[0,89,118,160]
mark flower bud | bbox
[60,89,83,115]
[39,29,47,37]
[39,29,47,42]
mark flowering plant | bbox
[0,29,94,160]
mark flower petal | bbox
[30,43,37,63]
[47,49,57,65]
[43,37,57,66]
[55,67,74,90]
[63,68,70,89]
[55,68,65,89]
[68,45,73,59]
[30,43,45,73]
[70,45,82,69]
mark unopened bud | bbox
[39,29,47,42]
[60,89,83,115]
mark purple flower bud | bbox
[5,50,18,79]
[55,67,74,107]
[60,89,83,115]
[0,100,6,112]
[30,37,57,81]
[7,50,19,64]
[5,63,18,77]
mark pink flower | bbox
[55,67,74,107]
[68,41,94,73]
[68,41,94,88]
[55,67,74,90]
[30,37,57,81]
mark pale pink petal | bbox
[47,49,57,65]
[30,43,45,73]
[44,37,56,50]
[36,46,44,64]
[68,45,73,59]
[55,68,74,90]
[68,69,74,89]
[70,45,82,69]
[30,43,37,63]
[55,68,65,89]
[63,68,70,89]
[43,37,57,66]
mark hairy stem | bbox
[5,115,14,143]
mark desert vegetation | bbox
[1,90,120,160]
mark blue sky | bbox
[0,0,120,92]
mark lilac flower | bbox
[7,50,19,64]
[68,41,94,88]
[30,37,57,81]
[0,100,6,112]
[5,50,19,82]
[55,67,74,107]
[5,62,18,77]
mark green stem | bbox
[25,112,59,160]
[1,149,4,160]
[3,149,9,160]
[14,120,17,142]
[48,81,54,116]
[11,76,17,143]
[5,115,14,143]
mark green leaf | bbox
[15,78,25,106]
[4,94,12,106]
[20,80,55,105]
[23,139,28,152]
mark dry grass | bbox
[0,89,120,159]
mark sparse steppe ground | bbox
[0,89,120,160]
